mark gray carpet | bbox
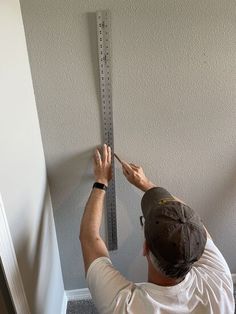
[66,287,236,313]
[66,299,98,314]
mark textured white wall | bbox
[20,0,236,290]
[0,0,64,313]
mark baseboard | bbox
[61,274,236,314]
[66,288,91,301]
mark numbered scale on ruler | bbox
[96,10,117,250]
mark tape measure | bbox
[96,10,117,251]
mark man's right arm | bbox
[121,160,212,239]
[122,161,156,191]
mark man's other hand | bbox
[122,161,156,192]
[93,144,112,186]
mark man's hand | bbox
[93,144,112,186]
[122,161,156,192]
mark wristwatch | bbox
[93,182,108,191]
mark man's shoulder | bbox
[86,256,112,277]
[191,238,233,291]
[193,238,231,273]
[86,256,135,313]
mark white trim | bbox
[0,194,30,314]
[60,291,68,314]
[231,273,236,284]
[66,288,91,301]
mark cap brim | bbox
[141,187,175,218]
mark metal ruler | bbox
[96,10,117,251]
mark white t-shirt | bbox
[86,238,235,314]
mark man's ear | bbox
[143,240,149,257]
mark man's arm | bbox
[122,161,156,191]
[122,160,212,239]
[79,144,112,275]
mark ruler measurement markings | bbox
[96,11,117,250]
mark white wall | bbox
[20,0,236,290]
[0,0,64,313]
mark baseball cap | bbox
[141,187,207,267]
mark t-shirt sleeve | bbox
[86,257,134,314]
[192,238,234,312]
[194,238,230,273]
[193,238,233,286]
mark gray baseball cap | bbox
[141,187,207,267]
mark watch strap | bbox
[93,182,108,191]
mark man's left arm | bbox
[80,145,136,313]
[79,144,111,275]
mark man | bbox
[80,144,235,313]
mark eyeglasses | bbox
[139,215,144,227]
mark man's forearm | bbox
[140,180,157,192]
[80,145,111,273]
[79,188,106,241]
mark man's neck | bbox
[148,275,183,286]
[147,263,184,287]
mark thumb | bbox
[122,161,133,175]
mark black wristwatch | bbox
[93,182,108,191]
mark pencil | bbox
[114,153,123,165]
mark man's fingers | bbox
[122,168,129,177]
[122,161,133,174]
[103,144,108,163]
[107,145,111,163]
[130,163,140,170]
[94,148,102,165]
[94,144,112,164]
[95,148,101,162]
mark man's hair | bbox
[149,251,193,279]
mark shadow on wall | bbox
[48,148,94,210]
[48,148,95,288]
[15,185,59,314]
[202,160,236,239]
